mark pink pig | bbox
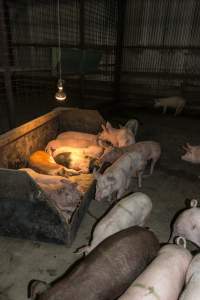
[100,141,161,175]
[98,121,135,147]
[95,151,147,202]
[169,199,200,247]
[182,143,200,164]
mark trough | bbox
[0,107,104,245]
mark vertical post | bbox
[114,0,127,103]
[79,0,85,108]
[0,0,15,128]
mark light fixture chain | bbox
[57,0,62,81]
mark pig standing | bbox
[182,143,200,164]
[95,152,147,202]
[179,253,200,300]
[98,121,135,147]
[28,226,159,300]
[20,168,81,213]
[119,237,192,300]
[169,199,200,247]
[77,192,152,255]
[100,141,161,175]
[154,96,186,115]
[28,150,80,176]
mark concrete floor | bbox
[1,108,200,300]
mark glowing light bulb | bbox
[55,79,67,101]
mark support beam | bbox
[0,0,15,128]
[114,0,127,103]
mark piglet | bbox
[182,143,200,164]
[95,151,147,202]
[154,96,186,115]
[179,253,200,300]
[20,168,81,213]
[119,237,192,300]
[98,121,135,147]
[77,192,152,255]
[100,141,161,175]
[169,199,200,247]
[28,226,159,300]
[28,150,80,176]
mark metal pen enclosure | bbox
[0,108,104,245]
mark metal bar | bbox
[0,0,15,128]
[79,0,85,108]
[114,0,127,103]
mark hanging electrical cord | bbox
[55,0,67,101]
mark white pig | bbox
[119,237,192,300]
[77,192,152,255]
[180,253,200,300]
[20,168,81,213]
[181,143,200,164]
[56,131,98,144]
[169,199,200,247]
[98,121,135,147]
[100,141,161,175]
[95,151,147,202]
[154,96,186,115]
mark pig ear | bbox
[106,121,113,131]
[175,236,187,249]
[101,124,107,132]
[118,124,124,129]
[186,143,192,149]
[28,280,49,299]
[92,168,101,179]
[190,199,198,208]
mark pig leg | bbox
[175,104,184,116]
[149,158,157,175]
[137,171,144,188]
[163,105,167,114]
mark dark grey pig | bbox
[28,226,159,300]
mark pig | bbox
[19,168,81,212]
[98,121,135,147]
[28,226,159,300]
[77,192,152,255]
[124,118,139,136]
[28,150,80,177]
[95,151,147,202]
[169,199,200,247]
[56,131,98,144]
[119,237,192,300]
[52,145,104,173]
[181,143,200,164]
[179,253,200,300]
[154,96,186,115]
[100,141,161,175]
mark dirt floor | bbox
[0,107,200,300]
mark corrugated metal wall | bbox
[121,0,200,109]
[0,0,118,133]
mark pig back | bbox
[38,226,159,300]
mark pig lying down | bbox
[98,121,135,147]
[52,145,104,174]
[20,168,81,218]
[100,141,161,175]
[180,253,200,300]
[169,199,200,247]
[77,192,152,255]
[28,226,159,300]
[95,152,147,202]
[119,237,192,300]
[28,150,80,176]
[154,96,186,115]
